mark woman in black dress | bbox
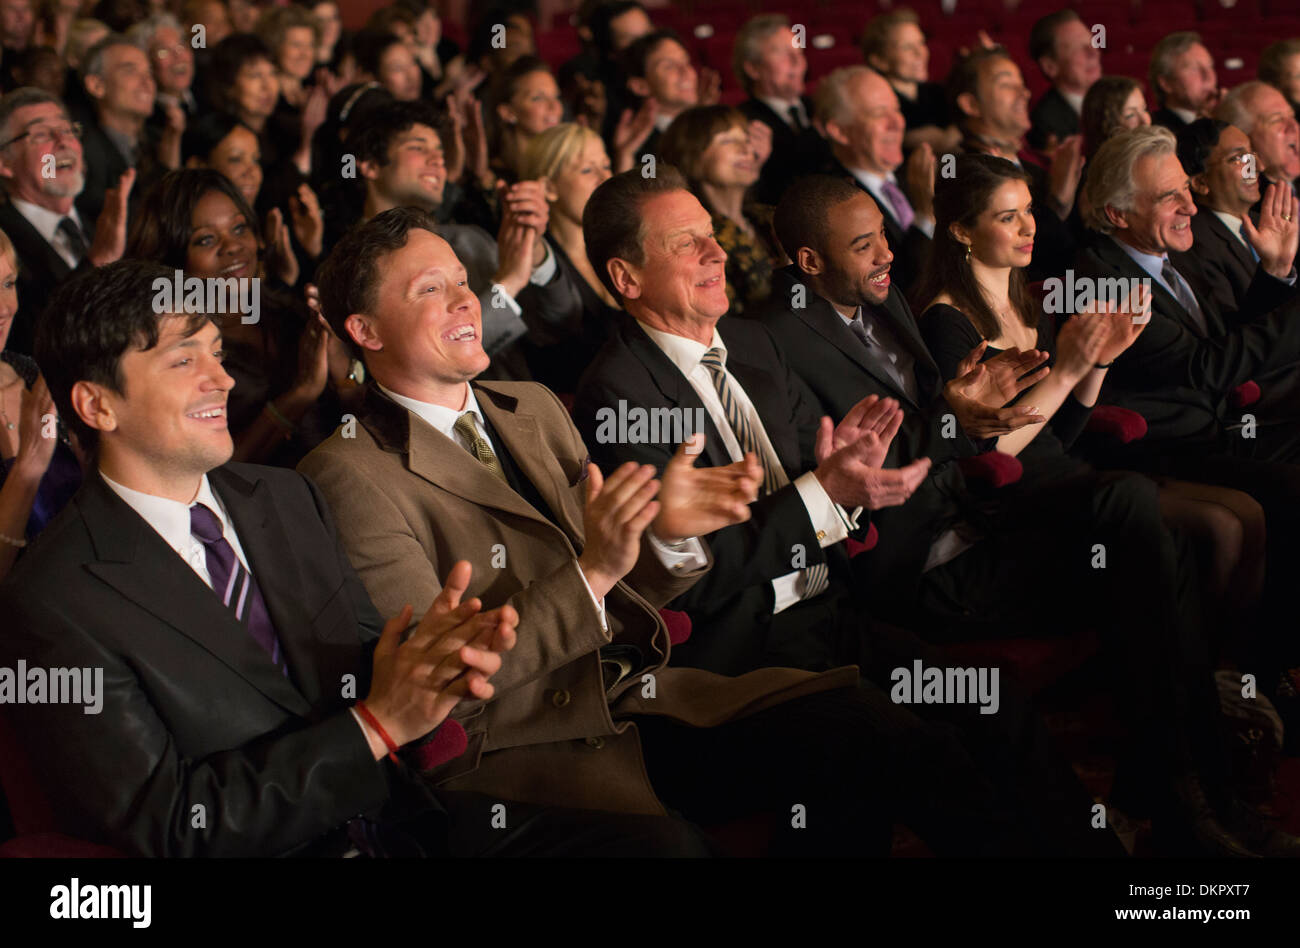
[916,153,1265,643]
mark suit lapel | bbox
[1203,209,1256,279]
[1096,236,1209,338]
[79,472,312,716]
[0,202,72,283]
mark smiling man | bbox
[1216,81,1300,197]
[2,259,522,857]
[1027,9,1102,151]
[78,34,157,227]
[0,88,132,355]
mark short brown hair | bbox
[657,105,747,189]
[1258,38,1300,95]
[860,8,919,69]
[582,165,688,298]
[732,13,789,94]
[1149,31,1203,107]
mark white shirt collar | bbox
[1060,89,1084,115]
[1170,106,1198,125]
[844,166,897,199]
[636,319,725,378]
[1113,236,1171,283]
[100,470,235,562]
[377,381,480,442]
[10,197,84,249]
[1211,208,1250,247]
[757,95,804,126]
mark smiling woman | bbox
[126,169,356,468]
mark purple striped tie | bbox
[190,503,287,675]
[878,178,915,232]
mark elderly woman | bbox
[659,104,780,317]
[126,170,356,467]
[516,122,618,392]
[0,228,80,582]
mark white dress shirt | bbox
[10,198,88,270]
[1213,209,1253,251]
[844,166,936,238]
[101,470,250,588]
[378,382,709,630]
[1061,90,1084,116]
[757,95,808,129]
[637,321,859,613]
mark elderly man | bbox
[1149,31,1220,132]
[129,13,198,171]
[1216,80,1300,198]
[734,13,828,206]
[947,45,1082,280]
[297,205,1041,856]
[1027,9,1102,151]
[0,88,131,354]
[77,33,157,226]
[1175,118,1298,316]
[814,65,935,293]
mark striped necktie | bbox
[190,503,287,674]
[698,347,829,598]
[454,412,508,483]
[1161,258,1208,335]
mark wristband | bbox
[354,700,401,763]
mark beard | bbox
[39,166,84,198]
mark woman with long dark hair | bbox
[916,153,1265,644]
[126,169,357,467]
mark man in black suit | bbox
[1027,10,1101,152]
[1149,31,1220,133]
[812,65,934,295]
[734,13,828,207]
[1176,118,1296,317]
[75,34,156,228]
[0,87,131,355]
[948,46,1081,282]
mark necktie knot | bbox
[700,347,726,373]
[454,411,508,482]
[58,216,88,260]
[189,503,224,544]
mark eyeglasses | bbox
[0,121,82,149]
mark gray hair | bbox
[81,33,138,83]
[732,13,790,94]
[1215,80,1270,135]
[1149,31,1203,107]
[125,13,182,49]
[1084,125,1178,233]
[0,87,68,149]
[814,64,878,129]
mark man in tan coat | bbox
[300,207,1032,856]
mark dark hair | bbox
[592,1,647,58]
[657,104,747,193]
[860,8,920,68]
[351,27,405,78]
[621,29,683,82]
[34,259,211,453]
[947,45,1012,127]
[1259,38,1300,98]
[347,98,442,169]
[772,174,864,260]
[1028,9,1082,64]
[181,111,255,164]
[582,164,688,297]
[126,168,263,269]
[1176,117,1230,176]
[1080,75,1144,159]
[915,154,1036,340]
[207,33,275,114]
[314,206,440,360]
[365,4,416,35]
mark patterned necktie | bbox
[454,412,508,483]
[848,315,917,402]
[698,348,828,598]
[57,216,88,263]
[190,503,287,674]
[878,178,915,232]
[1238,222,1261,263]
[1161,258,1208,335]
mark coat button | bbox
[550,689,571,708]
[816,530,826,540]
[584,736,605,749]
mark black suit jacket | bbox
[1028,87,1079,152]
[0,463,438,857]
[1181,204,1281,320]
[822,157,932,295]
[0,199,91,356]
[1151,107,1190,134]
[572,315,859,676]
[75,117,131,232]
[739,96,831,207]
[751,266,980,602]
[1074,232,1300,448]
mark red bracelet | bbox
[354,701,401,764]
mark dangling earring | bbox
[964,243,972,265]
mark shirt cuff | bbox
[529,241,557,284]
[792,471,854,547]
[575,564,609,631]
[647,529,709,573]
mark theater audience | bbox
[1081,76,1150,160]
[735,13,828,206]
[1027,9,1101,152]
[659,104,779,317]
[1215,81,1300,197]
[860,9,958,156]
[1149,31,1220,132]
[616,29,716,163]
